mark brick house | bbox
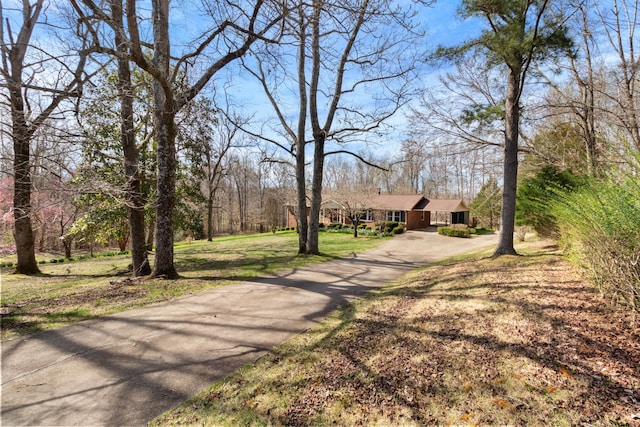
[286,194,470,230]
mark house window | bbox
[421,211,425,221]
[365,209,373,221]
[386,211,405,223]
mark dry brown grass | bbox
[152,240,640,426]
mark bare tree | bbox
[529,0,639,174]
[200,109,245,241]
[594,0,640,150]
[244,0,426,255]
[1,1,91,274]
[532,0,606,176]
[331,188,375,238]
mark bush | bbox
[392,226,405,234]
[516,166,583,238]
[552,165,640,315]
[437,226,470,238]
[327,222,342,230]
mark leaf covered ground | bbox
[153,240,640,426]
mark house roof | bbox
[307,195,469,213]
[424,199,469,212]
[321,199,346,209]
[367,194,426,211]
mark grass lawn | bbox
[0,230,388,341]
[151,239,640,426]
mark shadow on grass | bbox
[1,309,95,337]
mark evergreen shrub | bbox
[385,221,399,229]
[437,226,470,238]
[392,226,404,234]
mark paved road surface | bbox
[1,229,498,426]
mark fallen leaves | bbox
[153,240,640,426]
[277,241,640,425]
[559,367,574,379]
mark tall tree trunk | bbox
[494,67,520,256]
[295,146,308,253]
[63,239,72,259]
[112,0,150,276]
[12,122,39,274]
[146,217,155,252]
[306,0,323,255]
[207,193,214,241]
[581,9,598,177]
[306,133,325,255]
[295,2,309,254]
[8,4,41,275]
[150,0,178,278]
[569,3,599,176]
[152,100,178,278]
[236,178,245,232]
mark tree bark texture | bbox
[6,1,43,275]
[306,133,325,255]
[295,145,308,254]
[152,98,178,278]
[207,195,214,241]
[306,0,323,255]
[112,0,151,276]
[12,120,39,274]
[295,2,309,254]
[150,0,178,279]
[494,67,520,256]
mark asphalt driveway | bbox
[1,229,498,426]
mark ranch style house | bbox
[286,194,470,230]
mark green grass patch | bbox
[1,232,387,341]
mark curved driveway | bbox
[1,229,498,426]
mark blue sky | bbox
[209,1,483,155]
[2,0,574,156]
